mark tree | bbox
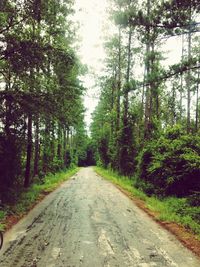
[90,0,200,199]
[0,0,86,201]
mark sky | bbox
[74,0,108,130]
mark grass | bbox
[0,167,79,231]
[95,166,200,238]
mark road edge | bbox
[94,168,200,258]
[2,168,80,233]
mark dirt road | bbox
[0,167,200,267]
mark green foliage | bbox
[64,149,72,168]
[99,137,111,167]
[123,79,137,93]
[78,140,96,167]
[0,209,6,230]
[0,0,85,200]
[90,92,112,167]
[91,0,200,214]
[118,119,137,176]
[50,158,64,173]
[137,125,200,197]
[187,192,200,207]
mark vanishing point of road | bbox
[0,167,200,267]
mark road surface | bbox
[0,167,200,267]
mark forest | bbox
[0,0,200,234]
[91,0,200,200]
[0,0,90,204]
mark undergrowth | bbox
[0,167,79,231]
[95,166,200,238]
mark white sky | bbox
[74,0,108,130]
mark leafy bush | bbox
[187,192,200,207]
[137,125,200,197]
[99,137,110,167]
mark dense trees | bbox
[0,0,86,202]
[1,0,200,203]
[91,0,200,197]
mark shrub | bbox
[187,192,200,207]
[137,125,200,197]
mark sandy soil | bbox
[0,167,200,267]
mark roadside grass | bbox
[95,167,200,239]
[0,167,79,231]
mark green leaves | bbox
[123,79,137,93]
[5,38,45,73]
[138,125,200,197]
[0,0,86,198]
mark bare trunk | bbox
[67,128,69,145]
[149,42,155,124]
[144,0,151,139]
[33,116,39,177]
[124,27,132,123]
[187,7,192,133]
[195,70,199,132]
[5,67,12,137]
[116,26,122,132]
[180,34,184,121]
[57,124,62,160]
[142,64,146,114]
[24,114,32,188]
[172,85,176,125]
[111,68,117,136]
[43,119,50,172]
[63,126,67,165]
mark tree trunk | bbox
[116,26,122,132]
[172,85,176,125]
[122,26,132,136]
[180,34,184,121]
[120,25,133,175]
[33,116,40,177]
[149,42,155,124]
[70,129,73,149]
[24,114,33,188]
[111,68,117,137]
[186,7,192,133]
[142,64,146,115]
[63,126,67,165]
[50,121,55,161]
[144,0,151,139]
[5,96,12,137]
[124,27,132,124]
[5,66,12,137]
[43,119,50,172]
[57,123,62,160]
[67,128,70,146]
[195,69,199,132]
